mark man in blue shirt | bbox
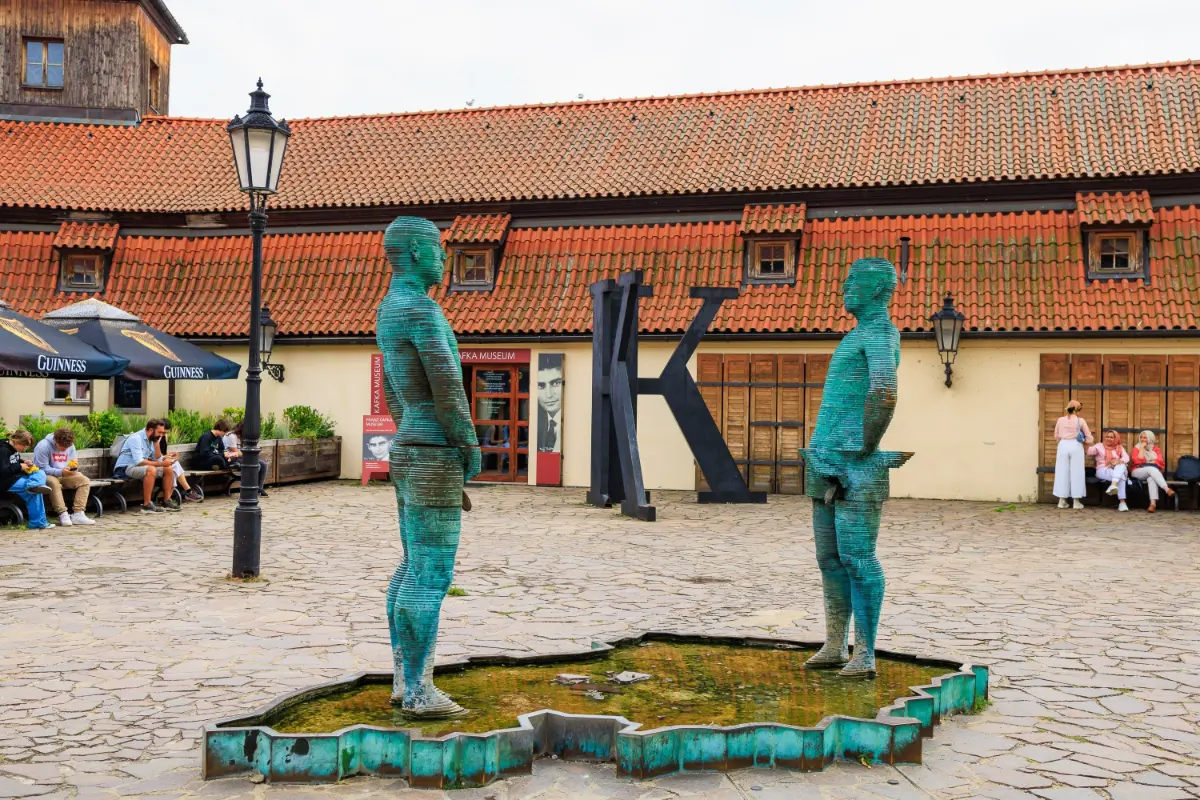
[114,418,178,513]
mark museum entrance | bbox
[462,360,530,482]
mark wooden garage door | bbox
[695,353,829,495]
[1037,353,1200,502]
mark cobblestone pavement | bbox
[1,482,1198,800]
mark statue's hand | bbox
[461,446,481,482]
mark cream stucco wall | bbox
[0,376,171,431]
[11,336,1194,501]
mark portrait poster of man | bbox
[537,354,564,454]
[361,413,396,484]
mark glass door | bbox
[466,365,529,482]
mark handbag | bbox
[1075,422,1086,444]
[1176,454,1200,482]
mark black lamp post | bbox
[227,79,290,578]
[259,304,284,382]
[930,293,966,388]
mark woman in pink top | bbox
[1088,430,1130,512]
[1053,399,1093,509]
[1130,430,1175,512]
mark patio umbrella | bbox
[40,299,240,381]
[0,299,131,378]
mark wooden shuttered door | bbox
[1038,352,1200,501]
[1167,355,1200,472]
[693,353,828,495]
[1038,354,1070,503]
[695,354,724,492]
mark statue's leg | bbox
[805,498,851,668]
[387,450,413,703]
[834,500,884,676]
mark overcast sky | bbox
[169,0,1200,120]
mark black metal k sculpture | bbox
[587,271,767,520]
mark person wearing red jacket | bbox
[1130,430,1175,513]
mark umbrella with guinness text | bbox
[0,300,130,378]
[40,299,240,381]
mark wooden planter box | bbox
[273,437,341,484]
[74,447,107,478]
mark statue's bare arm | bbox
[861,328,899,454]
[411,305,480,478]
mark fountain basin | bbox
[203,633,988,789]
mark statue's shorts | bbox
[800,449,892,504]
[390,444,464,507]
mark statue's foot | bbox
[401,684,467,718]
[838,654,877,677]
[804,644,850,669]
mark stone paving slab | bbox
[0,483,1198,799]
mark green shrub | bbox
[283,405,336,441]
[166,409,214,444]
[222,406,246,424]
[85,409,125,448]
[67,420,95,450]
[19,413,58,443]
[261,412,287,440]
[0,417,7,438]
[121,414,149,435]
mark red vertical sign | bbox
[370,353,384,414]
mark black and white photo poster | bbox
[537,353,564,454]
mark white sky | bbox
[169,0,1200,120]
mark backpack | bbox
[110,433,129,458]
[1176,455,1200,483]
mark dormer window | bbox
[52,221,119,293]
[444,213,511,292]
[453,247,494,288]
[63,254,102,291]
[749,240,795,281]
[1076,191,1152,282]
[24,38,64,89]
[740,203,806,285]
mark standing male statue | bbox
[800,257,910,677]
[377,216,481,716]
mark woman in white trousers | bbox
[1130,430,1175,512]
[1053,399,1093,509]
[1088,430,1130,512]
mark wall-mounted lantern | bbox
[930,293,965,388]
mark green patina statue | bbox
[800,257,911,677]
[377,216,481,717]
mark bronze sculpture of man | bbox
[800,257,910,677]
[377,216,481,716]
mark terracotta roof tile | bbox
[52,221,120,250]
[5,207,1197,337]
[445,214,511,244]
[741,204,806,235]
[5,62,1200,213]
[1076,191,1154,225]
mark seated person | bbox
[1130,430,1175,513]
[195,419,233,471]
[223,421,269,498]
[1,429,54,529]
[1087,429,1130,512]
[113,418,179,513]
[32,427,95,526]
[157,421,202,503]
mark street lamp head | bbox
[929,293,966,387]
[228,79,290,196]
[259,303,277,363]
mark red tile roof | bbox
[741,204,806,235]
[1076,191,1155,225]
[5,62,1200,213]
[445,214,511,244]
[3,207,1197,337]
[53,221,120,251]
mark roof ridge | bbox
[38,58,1199,127]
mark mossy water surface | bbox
[263,642,949,738]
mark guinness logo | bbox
[121,329,181,362]
[0,317,57,354]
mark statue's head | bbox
[842,257,897,316]
[383,216,444,289]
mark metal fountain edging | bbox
[202,632,989,790]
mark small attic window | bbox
[1086,231,1145,280]
[60,253,104,292]
[746,239,796,284]
[451,247,495,290]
